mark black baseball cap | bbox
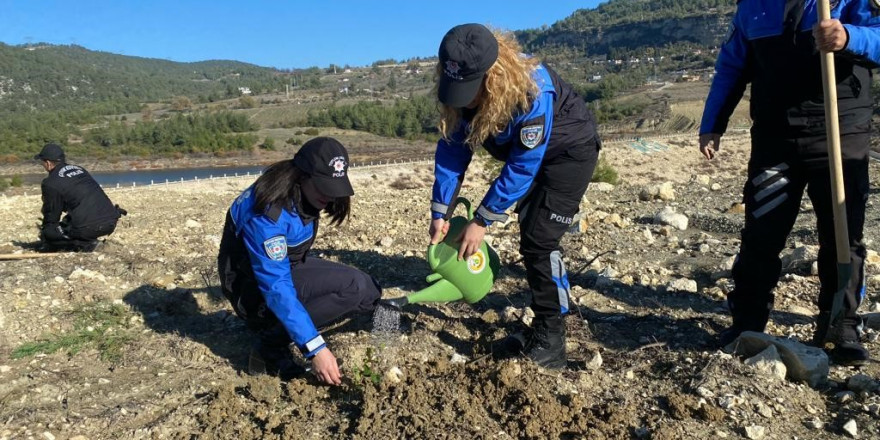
[34,143,66,161]
[438,23,498,108]
[292,137,354,198]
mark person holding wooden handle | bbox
[699,0,880,366]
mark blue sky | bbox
[0,0,604,69]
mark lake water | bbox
[19,164,268,187]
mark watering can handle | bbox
[452,197,474,221]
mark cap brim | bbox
[313,175,355,198]
[33,154,42,161]
[438,75,483,108]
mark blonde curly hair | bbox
[435,28,539,149]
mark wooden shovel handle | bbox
[0,253,69,260]
[818,0,850,265]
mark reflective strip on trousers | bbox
[550,250,570,314]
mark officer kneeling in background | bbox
[35,143,125,252]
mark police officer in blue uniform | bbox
[35,143,123,252]
[430,24,600,368]
[218,137,381,384]
[700,0,880,365]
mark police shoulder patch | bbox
[263,235,287,261]
[520,124,545,149]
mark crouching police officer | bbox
[35,143,124,252]
[218,137,381,385]
[699,0,880,365]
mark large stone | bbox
[866,249,880,270]
[604,213,627,228]
[863,312,880,330]
[725,331,829,387]
[590,182,615,192]
[378,236,395,247]
[586,351,603,370]
[642,227,655,244]
[501,306,521,323]
[842,419,858,438]
[666,278,698,293]
[743,345,787,381]
[68,268,107,283]
[846,374,878,393]
[654,207,688,231]
[781,245,819,273]
[657,182,676,201]
[384,366,404,384]
[744,425,766,440]
[639,182,675,201]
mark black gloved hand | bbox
[115,204,128,216]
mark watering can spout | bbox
[406,278,463,305]
[379,296,409,310]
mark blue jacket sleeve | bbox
[841,0,880,67]
[240,216,325,357]
[431,126,473,219]
[700,14,751,135]
[476,94,553,226]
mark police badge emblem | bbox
[263,235,287,261]
[520,125,544,149]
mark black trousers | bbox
[516,141,600,320]
[42,221,117,252]
[227,257,381,354]
[730,132,869,332]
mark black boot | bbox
[811,311,832,348]
[717,306,770,349]
[524,316,566,369]
[491,326,533,360]
[718,325,745,348]
[813,315,870,366]
[248,342,306,380]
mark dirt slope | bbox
[1,134,879,439]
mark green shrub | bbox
[0,178,8,192]
[260,137,276,150]
[303,128,320,136]
[12,303,133,362]
[591,156,619,185]
[10,175,23,187]
[238,95,257,109]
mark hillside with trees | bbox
[0,0,744,162]
[0,43,287,115]
[517,0,735,55]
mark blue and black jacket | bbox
[432,63,598,225]
[41,163,119,240]
[701,0,880,138]
[218,186,326,358]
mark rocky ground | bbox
[1,133,880,439]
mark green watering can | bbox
[383,197,500,308]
